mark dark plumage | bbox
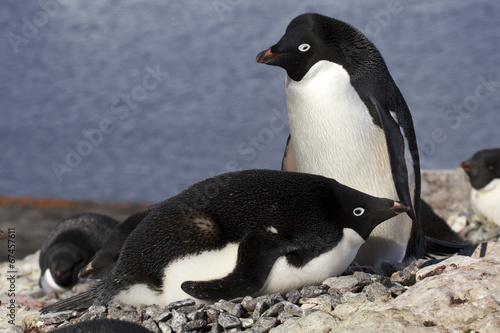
[39,213,118,293]
[42,169,407,313]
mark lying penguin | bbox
[256,13,465,266]
[461,148,500,226]
[42,169,407,312]
[39,213,119,294]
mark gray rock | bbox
[388,283,406,297]
[154,311,172,322]
[40,310,78,324]
[284,289,301,304]
[170,310,187,333]
[143,318,161,333]
[158,322,173,333]
[300,294,340,312]
[206,307,219,323]
[214,299,242,317]
[364,282,392,302]
[252,316,278,333]
[186,308,206,321]
[261,302,284,317]
[240,317,255,329]
[300,285,328,298]
[270,310,338,333]
[168,298,195,310]
[390,262,418,286]
[145,304,163,318]
[252,298,271,320]
[210,322,223,333]
[185,319,207,330]
[217,312,241,330]
[241,295,257,312]
[323,273,369,293]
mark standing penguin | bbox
[256,13,424,267]
[42,169,407,312]
[39,213,119,294]
[461,148,500,225]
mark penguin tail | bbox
[41,290,96,314]
[423,236,470,258]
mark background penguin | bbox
[461,148,500,225]
[39,213,119,294]
[256,13,463,267]
[51,319,153,333]
[78,208,152,279]
[42,169,408,312]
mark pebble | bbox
[251,316,278,333]
[390,262,418,286]
[217,313,241,330]
[214,300,242,317]
[168,299,196,310]
[143,318,161,333]
[364,282,392,302]
[170,310,187,332]
[40,310,78,324]
[241,295,257,312]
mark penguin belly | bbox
[114,243,239,306]
[471,178,500,226]
[286,61,413,267]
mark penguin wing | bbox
[370,98,417,222]
[281,135,298,172]
[181,227,295,301]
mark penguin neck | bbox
[285,60,393,198]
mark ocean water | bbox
[1,0,499,203]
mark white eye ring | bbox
[298,43,310,52]
[353,207,365,216]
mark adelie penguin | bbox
[39,213,118,294]
[256,13,463,267]
[461,148,500,226]
[42,169,408,312]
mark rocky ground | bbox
[1,168,499,332]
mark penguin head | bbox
[47,245,87,288]
[256,13,382,81]
[337,188,409,240]
[461,148,500,190]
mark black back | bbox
[96,170,400,303]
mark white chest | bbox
[285,61,413,265]
[471,178,500,226]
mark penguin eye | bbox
[298,43,311,52]
[353,207,365,217]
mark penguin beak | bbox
[256,47,282,65]
[78,262,94,279]
[391,201,410,214]
[460,161,471,171]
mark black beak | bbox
[256,47,282,65]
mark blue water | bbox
[1,0,499,203]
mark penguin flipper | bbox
[423,236,469,258]
[281,135,297,172]
[40,290,96,314]
[181,228,292,301]
[371,98,416,222]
